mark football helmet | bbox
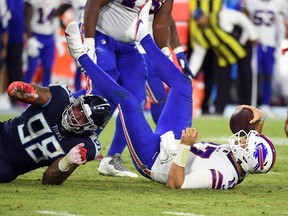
[229,130,276,174]
[62,95,111,134]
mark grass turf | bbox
[0,114,287,216]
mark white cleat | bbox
[98,154,138,178]
[65,21,85,60]
[125,0,152,42]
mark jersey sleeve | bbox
[181,169,224,189]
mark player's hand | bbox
[66,143,87,165]
[237,105,265,124]
[174,47,194,78]
[7,81,38,103]
[84,38,97,63]
[180,128,199,146]
[27,37,44,57]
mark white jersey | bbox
[62,0,86,22]
[25,0,61,35]
[243,0,288,47]
[0,0,11,29]
[151,131,243,189]
[97,0,166,43]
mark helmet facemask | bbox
[62,95,110,134]
[229,130,276,174]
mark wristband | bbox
[58,156,71,172]
[256,115,265,123]
[173,46,184,55]
[173,144,190,167]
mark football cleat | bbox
[125,0,152,42]
[98,154,138,178]
[65,21,85,60]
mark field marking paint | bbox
[162,212,204,216]
[36,210,83,216]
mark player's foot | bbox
[125,0,151,42]
[65,21,85,60]
[98,153,138,178]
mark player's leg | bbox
[140,35,193,139]
[79,54,159,178]
[40,35,55,87]
[23,56,38,83]
[66,21,161,178]
[145,53,167,124]
[99,42,148,177]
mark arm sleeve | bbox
[181,170,213,189]
[188,43,207,77]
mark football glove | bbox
[174,46,194,78]
[58,143,87,172]
[7,81,38,103]
[27,37,44,57]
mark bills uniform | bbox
[23,0,61,87]
[243,0,288,106]
[151,134,241,189]
[0,84,101,183]
[88,0,169,156]
[79,35,243,189]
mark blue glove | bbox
[174,47,194,78]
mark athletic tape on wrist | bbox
[173,46,184,55]
[58,156,71,172]
[173,144,190,167]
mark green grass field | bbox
[0,113,287,216]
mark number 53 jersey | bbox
[0,84,101,176]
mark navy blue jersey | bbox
[0,84,101,177]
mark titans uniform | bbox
[243,0,288,106]
[88,0,168,156]
[23,0,61,87]
[0,84,101,183]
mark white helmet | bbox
[229,130,276,174]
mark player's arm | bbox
[7,81,51,106]
[152,0,173,49]
[169,16,193,77]
[84,0,109,39]
[42,158,79,185]
[237,105,265,133]
[166,128,199,189]
[42,143,87,185]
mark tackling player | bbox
[65,1,276,189]
[0,81,110,184]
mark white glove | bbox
[84,38,97,63]
[27,37,44,57]
[58,143,87,172]
[161,47,173,61]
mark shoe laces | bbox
[109,153,130,171]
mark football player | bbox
[242,0,288,117]
[83,0,174,177]
[23,0,61,87]
[0,81,110,184]
[65,2,276,189]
